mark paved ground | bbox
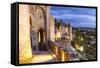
[20,51,56,64]
[32,51,56,63]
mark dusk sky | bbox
[50,6,96,28]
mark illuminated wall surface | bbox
[50,16,55,41]
[19,5,32,62]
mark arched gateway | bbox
[30,6,47,51]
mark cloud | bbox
[52,13,96,24]
[50,6,96,28]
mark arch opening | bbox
[38,28,46,51]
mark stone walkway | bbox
[20,51,56,64]
[32,51,56,63]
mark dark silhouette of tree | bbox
[55,19,62,31]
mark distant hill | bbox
[72,27,96,30]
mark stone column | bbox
[45,6,51,49]
[19,5,32,62]
[50,16,55,42]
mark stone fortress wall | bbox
[19,4,72,62]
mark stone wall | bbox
[29,5,47,51]
[29,5,55,50]
[46,6,51,42]
[19,5,32,61]
[19,5,55,61]
[50,16,55,41]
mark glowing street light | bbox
[80,46,84,52]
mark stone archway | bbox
[35,6,47,51]
[29,6,48,51]
[38,28,46,50]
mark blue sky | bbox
[50,6,96,28]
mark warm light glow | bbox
[20,53,56,64]
[43,31,45,42]
[19,5,33,64]
[76,44,84,52]
[56,31,61,39]
[80,46,84,52]
[62,50,65,61]
[81,37,83,41]
[38,32,40,42]
[31,54,55,63]
[76,44,80,50]
[19,56,32,64]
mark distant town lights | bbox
[81,37,84,41]
[80,46,84,52]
